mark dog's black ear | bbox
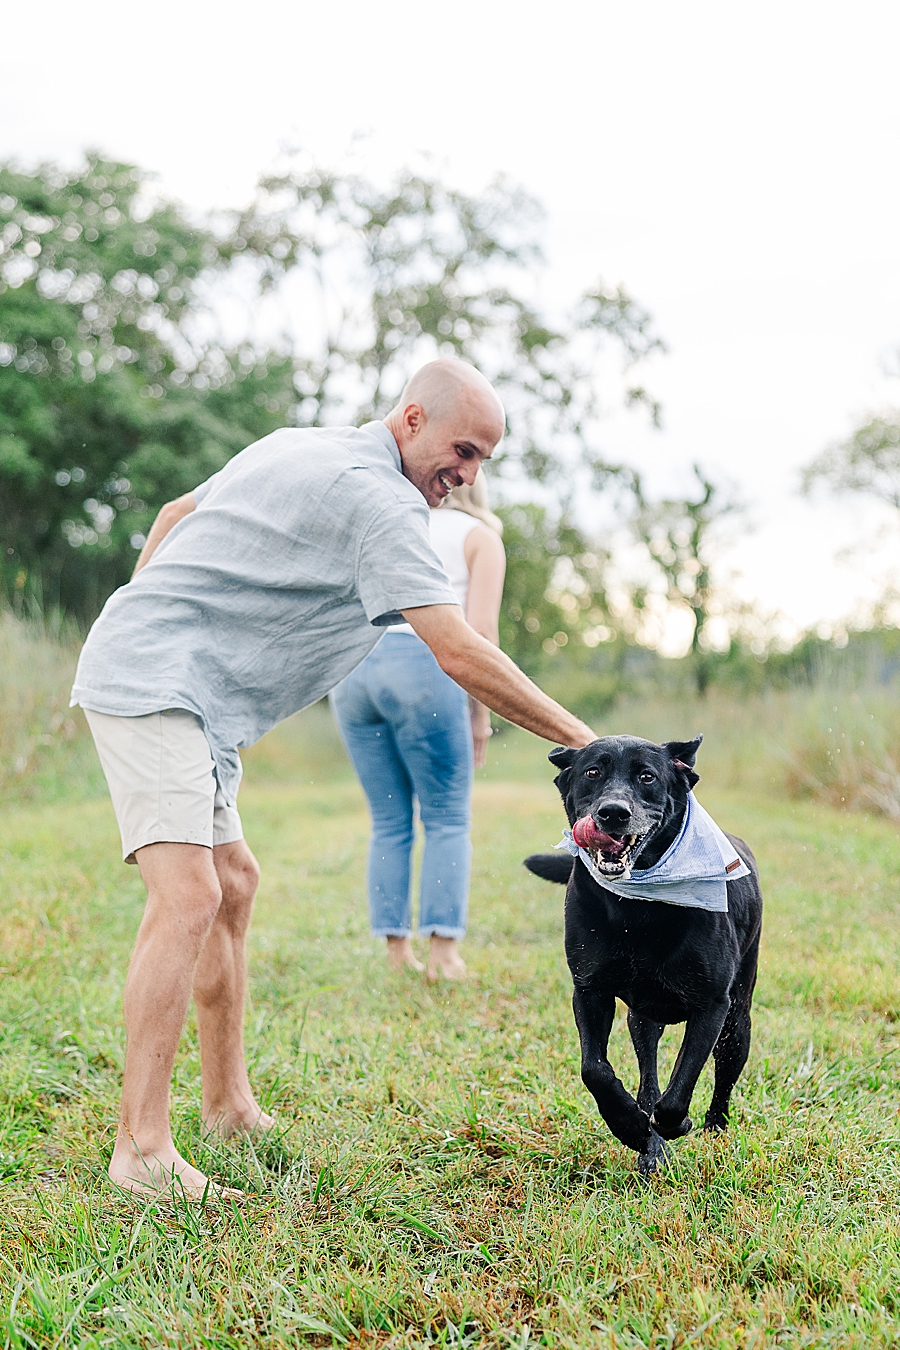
[662,735,703,789]
[548,745,578,798]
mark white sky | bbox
[3,0,900,638]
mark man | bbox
[71,358,595,1199]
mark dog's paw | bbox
[650,1107,693,1141]
[637,1129,670,1180]
[703,1111,728,1133]
[608,1106,653,1153]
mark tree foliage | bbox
[0,155,294,619]
[591,460,742,692]
[497,503,614,675]
[227,155,664,483]
[803,411,900,513]
[1,150,664,626]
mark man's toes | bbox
[109,1164,243,1205]
[202,1184,247,1205]
[240,1113,273,1136]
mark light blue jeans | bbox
[330,631,473,940]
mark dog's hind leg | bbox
[705,994,752,1132]
[628,1010,670,1176]
[705,945,758,1131]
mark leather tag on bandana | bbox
[726,858,742,874]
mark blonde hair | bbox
[440,467,504,535]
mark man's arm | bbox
[400,603,595,748]
[132,492,196,576]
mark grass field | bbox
[2,703,900,1348]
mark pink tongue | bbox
[573,816,626,854]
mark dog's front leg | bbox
[627,1010,670,1176]
[573,985,652,1153]
[651,996,731,1140]
[627,1010,664,1114]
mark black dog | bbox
[525,735,762,1175]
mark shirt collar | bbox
[360,420,403,473]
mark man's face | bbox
[397,399,504,506]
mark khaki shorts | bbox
[84,708,243,864]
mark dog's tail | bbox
[523,853,574,885]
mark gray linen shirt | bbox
[71,421,458,803]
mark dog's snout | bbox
[596,800,632,831]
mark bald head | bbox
[398,360,505,434]
[384,359,505,507]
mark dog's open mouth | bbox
[572,816,643,877]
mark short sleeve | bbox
[356,500,459,626]
[192,470,222,506]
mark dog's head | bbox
[549,734,702,878]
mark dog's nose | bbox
[596,800,632,831]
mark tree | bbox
[803,410,900,512]
[228,153,664,485]
[1,151,663,623]
[497,503,614,674]
[0,155,295,619]
[592,461,742,694]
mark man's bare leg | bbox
[109,842,226,1196]
[194,839,273,1136]
[427,935,467,982]
[386,936,425,972]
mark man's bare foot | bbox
[427,936,467,982]
[386,936,425,973]
[109,1135,244,1202]
[203,1098,275,1139]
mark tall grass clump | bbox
[6,599,900,824]
[551,667,900,822]
[0,608,99,801]
[783,685,900,818]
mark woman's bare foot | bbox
[386,936,426,972]
[427,936,467,982]
[203,1098,275,1139]
[108,1133,243,1202]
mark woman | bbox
[330,470,506,980]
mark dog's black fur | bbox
[525,734,763,1175]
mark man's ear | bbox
[403,402,425,437]
[662,735,703,789]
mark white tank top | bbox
[392,509,482,634]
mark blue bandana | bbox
[554,793,750,913]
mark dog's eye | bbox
[584,767,601,779]
[638,771,656,784]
